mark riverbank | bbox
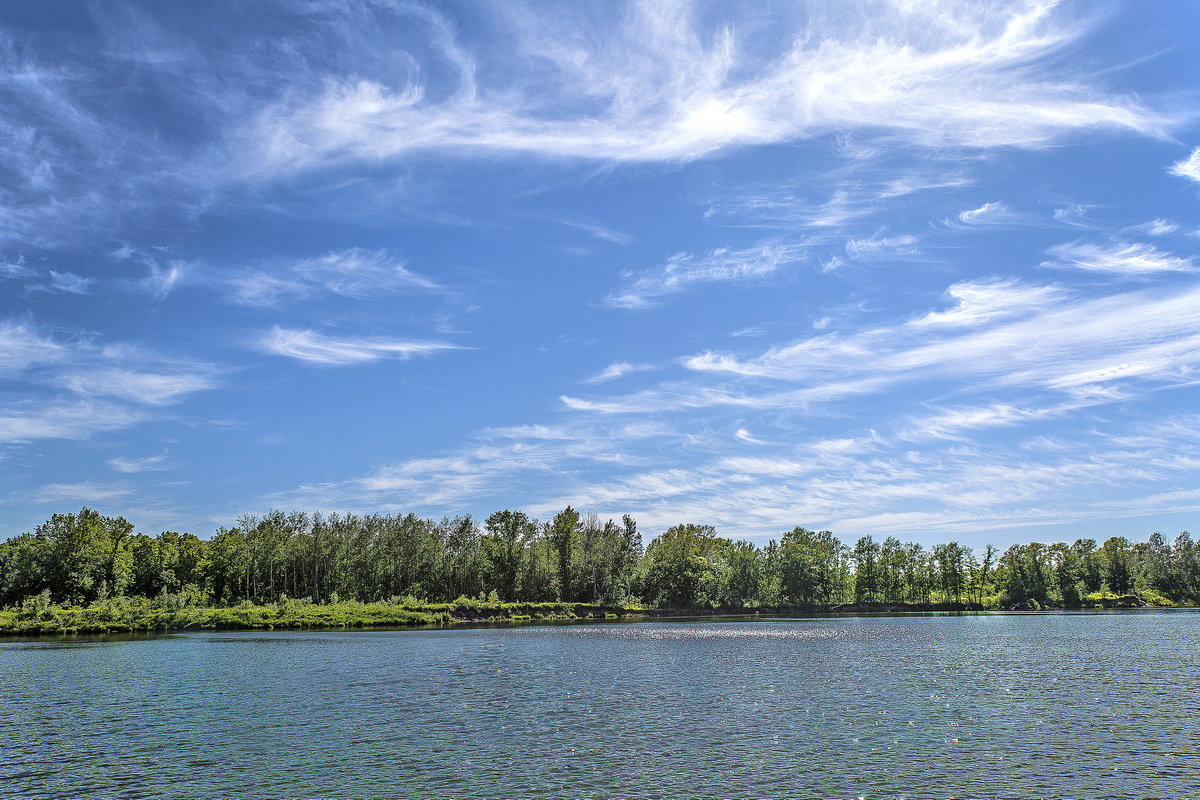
[0,598,633,635]
[0,593,1179,635]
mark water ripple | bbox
[2,613,1199,799]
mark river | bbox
[2,612,1198,798]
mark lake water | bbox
[2,612,1199,799]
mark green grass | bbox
[0,597,634,635]
[1082,589,1174,607]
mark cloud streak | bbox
[568,279,1200,415]
[604,242,805,308]
[1169,147,1200,184]
[229,248,437,307]
[1042,241,1194,275]
[585,362,656,384]
[260,327,464,366]
[108,451,174,474]
[0,319,219,447]
[243,0,1178,176]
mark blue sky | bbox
[3,0,1200,547]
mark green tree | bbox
[546,506,580,601]
[852,536,881,603]
[33,508,134,603]
[1100,536,1135,595]
[483,510,536,601]
[640,524,721,607]
[775,528,846,605]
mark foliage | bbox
[2,507,1198,617]
[0,597,632,635]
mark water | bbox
[2,612,1199,799]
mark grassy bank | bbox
[0,597,631,635]
[1,592,1184,636]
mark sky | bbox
[2,0,1200,548]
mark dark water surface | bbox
[3,612,1199,799]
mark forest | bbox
[2,506,1198,613]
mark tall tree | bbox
[546,506,580,601]
[483,510,536,601]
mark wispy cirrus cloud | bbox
[568,280,1200,415]
[909,279,1067,328]
[128,259,185,301]
[0,1,1184,257]
[524,412,1200,537]
[0,399,149,445]
[604,242,805,309]
[0,322,67,372]
[1131,219,1179,237]
[841,231,921,265]
[107,451,173,474]
[260,401,1200,539]
[242,0,1178,177]
[707,168,974,230]
[941,200,1029,230]
[0,247,186,300]
[45,271,94,294]
[1,258,35,279]
[266,420,672,513]
[260,326,464,366]
[1042,241,1194,275]
[896,401,1078,442]
[33,481,131,505]
[0,320,219,446]
[584,362,656,384]
[1169,147,1200,183]
[51,366,220,406]
[556,218,635,246]
[1053,204,1100,229]
[229,248,437,307]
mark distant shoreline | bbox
[1,595,1187,637]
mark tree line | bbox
[1,507,1197,609]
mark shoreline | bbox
[1,596,1188,638]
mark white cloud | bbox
[267,419,672,513]
[522,413,1200,538]
[54,367,219,406]
[709,171,974,230]
[910,279,1066,328]
[1168,147,1200,183]
[47,271,94,294]
[943,201,1027,229]
[1053,204,1098,229]
[604,242,804,309]
[0,319,221,448]
[260,327,464,366]
[291,248,438,295]
[0,257,35,279]
[843,231,921,264]
[137,260,184,300]
[573,281,1200,416]
[242,1,1177,177]
[959,202,1011,225]
[898,402,1071,442]
[108,451,173,473]
[558,219,635,245]
[0,322,66,373]
[1133,219,1179,237]
[0,400,148,444]
[734,428,766,445]
[1042,241,1193,274]
[34,481,131,505]
[229,248,436,307]
[584,362,655,384]
[228,273,308,307]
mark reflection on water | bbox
[2,612,1199,799]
